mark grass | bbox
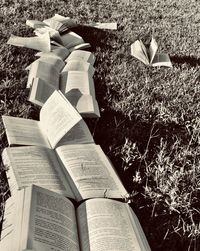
[0,0,200,250]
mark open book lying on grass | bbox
[131,36,172,67]
[0,185,151,251]
[2,90,94,149]
[2,142,128,201]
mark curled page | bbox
[7,32,51,52]
[40,90,82,148]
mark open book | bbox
[0,185,151,251]
[131,36,172,67]
[2,90,94,149]
[2,142,128,201]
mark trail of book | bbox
[1,14,151,251]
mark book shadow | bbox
[71,25,116,51]
[170,55,200,67]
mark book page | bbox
[56,144,128,201]
[28,77,58,107]
[3,146,75,198]
[27,60,60,89]
[40,90,82,148]
[7,33,51,52]
[2,115,50,148]
[131,40,149,65]
[21,185,80,251]
[77,198,150,251]
[65,50,95,65]
[151,53,172,67]
[56,120,94,146]
[60,71,94,95]
[62,60,95,76]
[149,36,158,64]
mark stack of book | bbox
[1,14,151,251]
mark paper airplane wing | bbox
[131,40,149,65]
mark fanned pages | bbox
[7,33,51,52]
[131,36,172,67]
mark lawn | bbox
[0,0,200,250]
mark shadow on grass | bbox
[171,55,200,67]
